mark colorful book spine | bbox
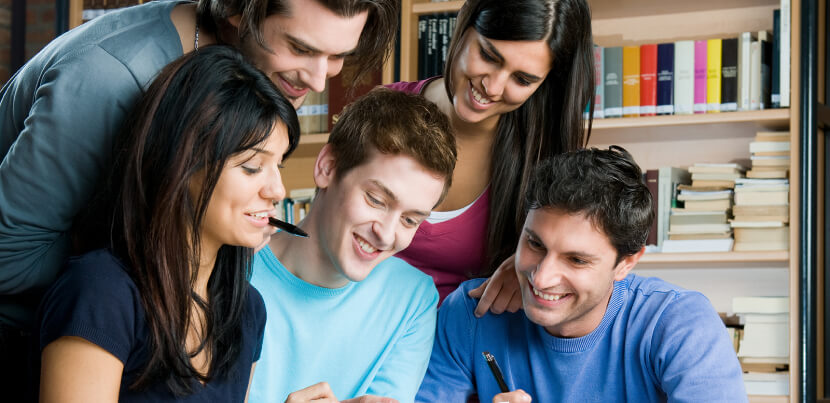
[593,45,604,119]
[604,47,623,118]
[771,9,781,108]
[622,46,641,117]
[674,40,695,115]
[693,40,708,114]
[721,37,738,112]
[750,40,761,110]
[656,43,674,115]
[706,39,722,113]
[639,44,657,116]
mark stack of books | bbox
[747,131,790,179]
[730,178,789,251]
[297,89,330,134]
[733,296,789,396]
[661,163,742,252]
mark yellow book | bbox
[707,38,722,113]
[622,46,640,117]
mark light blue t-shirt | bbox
[249,247,438,403]
[417,275,747,402]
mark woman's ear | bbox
[313,143,336,189]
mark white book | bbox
[733,296,788,313]
[730,221,786,228]
[661,238,733,253]
[750,40,761,110]
[743,372,790,396]
[674,41,695,115]
[749,141,790,153]
[657,167,691,248]
[739,322,789,358]
[780,0,791,107]
[735,178,789,186]
[738,32,755,110]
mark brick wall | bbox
[0,0,11,84]
[25,0,55,60]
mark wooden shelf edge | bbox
[590,109,790,130]
[639,251,789,264]
[298,132,329,145]
[412,0,464,15]
[748,395,788,403]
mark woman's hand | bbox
[285,382,338,403]
[492,389,532,403]
[468,254,522,318]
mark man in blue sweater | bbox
[249,88,457,403]
[416,146,747,403]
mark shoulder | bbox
[368,257,439,303]
[625,274,712,309]
[385,77,440,95]
[57,249,136,293]
[440,278,486,319]
[245,283,267,324]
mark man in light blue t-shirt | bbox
[249,88,457,403]
[417,146,747,403]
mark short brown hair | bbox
[327,87,457,205]
[197,0,399,88]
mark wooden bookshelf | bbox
[398,0,801,400]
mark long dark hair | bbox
[77,45,299,394]
[443,0,595,274]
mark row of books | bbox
[591,12,788,119]
[646,131,790,253]
[416,13,458,80]
[275,188,316,224]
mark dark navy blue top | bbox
[38,249,266,402]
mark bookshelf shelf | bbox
[293,133,329,159]
[639,251,789,265]
[748,395,788,403]
[411,1,464,15]
[591,109,790,131]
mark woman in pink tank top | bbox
[389,0,595,313]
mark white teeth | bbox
[250,212,267,219]
[533,287,564,301]
[357,237,377,253]
[471,86,491,104]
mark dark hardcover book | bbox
[438,14,449,78]
[645,169,659,246]
[417,15,428,80]
[771,9,781,108]
[326,68,382,132]
[603,46,623,118]
[720,38,738,111]
[656,43,674,115]
[760,33,772,109]
[426,14,438,78]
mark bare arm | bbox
[40,336,124,403]
[245,363,257,403]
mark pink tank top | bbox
[387,78,490,303]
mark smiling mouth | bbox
[356,235,378,254]
[470,84,492,105]
[532,286,568,301]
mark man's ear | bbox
[313,143,337,189]
[613,246,645,281]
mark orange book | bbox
[639,44,657,116]
[623,46,640,117]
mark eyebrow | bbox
[523,228,601,260]
[369,180,431,217]
[481,38,544,82]
[251,147,274,156]
[286,34,356,58]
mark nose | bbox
[531,254,564,289]
[299,56,331,93]
[482,70,509,99]
[261,166,287,205]
[370,216,396,250]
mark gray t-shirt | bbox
[0,0,185,328]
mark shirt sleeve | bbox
[366,279,439,403]
[248,285,267,363]
[415,281,480,403]
[38,252,140,364]
[650,291,748,403]
[0,47,142,297]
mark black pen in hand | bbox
[482,351,509,393]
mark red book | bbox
[639,44,658,116]
[326,68,383,132]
